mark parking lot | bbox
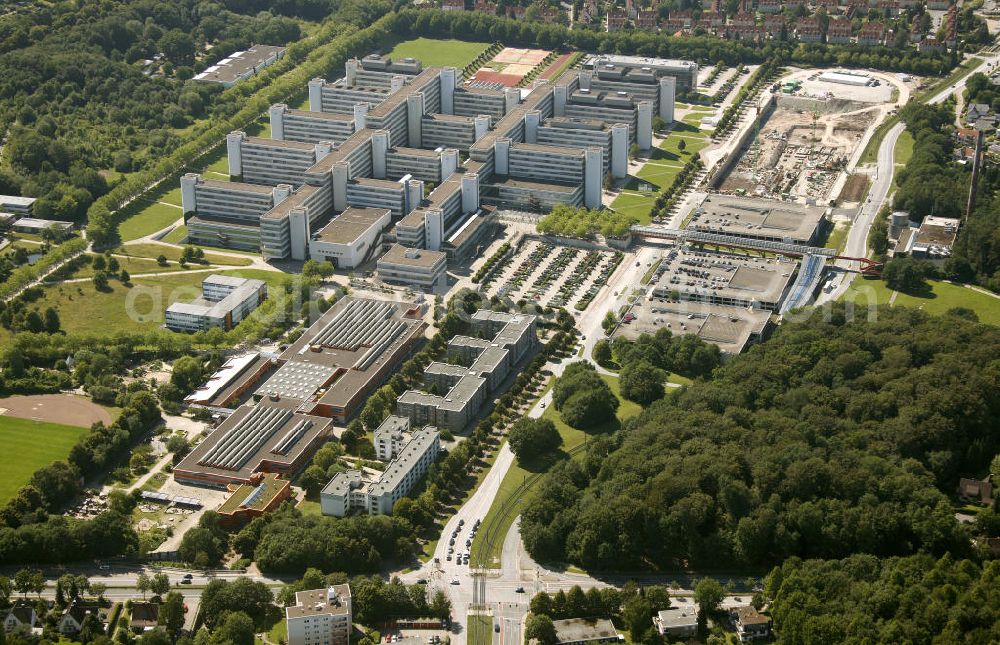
[482,240,621,310]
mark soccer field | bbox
[0,416,88,505]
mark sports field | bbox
[387,38,491,68]
[0,416,88,504]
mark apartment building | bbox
[396,311,537,432]
[228,132,333,186]
[285,586,352,645]
[320,416,440,516]
[0,195,35,216]
[165,275,267,332]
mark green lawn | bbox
[73,254,190,278]
[119,202,183,242]
[387,38,491,69]
[0,416,88,505]
[894,130,914,166]
[821,221,849,253]
[471,375,640,568]
[120,243,253,266]
[162,225,188,244]
[34,268,282,335]
[636,164,680,191]
[610,191,654,224]
[839,278,1000,327]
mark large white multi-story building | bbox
[285,586,352,645]
[175,51,688,264]
[164,275,267,332]
[320,417,440,516]
[308,207,390,269]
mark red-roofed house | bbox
[827,18,853,43]
[796,17,823,42]
[441,0,465,11]
[858,21,886,45]
[765,15,787,38]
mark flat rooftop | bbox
[620,297,771,355]
[217,472,288,514]
[166,276,266,320]
[485,176,580,193]
[313,207,389,244]
[650,246,797,306]
[266,297,427,412]
[689,195,826,244]
[193,45,285,85]
[287,586,351,619]
[553,618,620,644]
[588,53,698,71]
[378,243,446,269]
[174,399,330,485]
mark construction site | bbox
[718,97,878,202]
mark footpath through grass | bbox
[0,416,88,505]
[470,375,641,568]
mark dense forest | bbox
[521,305,1000,570]
[767,555,1000,643]
[0,0,384,222]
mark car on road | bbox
[183,573,193,579]
[450,578,460,585]
[446,555,451,561]
[515,587,525,593]
[180,579,192,585]
[465,539,472,547]
[417,579,427,584]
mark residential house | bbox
[662,17,687,33]
[653,607,698,639]
[733,606,772,642]
[759,0,783,13]
[636,9,659,29]
[966,103,994,126]
[670,9,694,27]
[858,21,886,45]
[958,477,994,504]
[702,11,725,26]
[909,14,924,43]
[3,602,38,633]
[130,603,160,634]
[58,603,105,636]
[440,0,465,10]
[765,15,787,39]
[827,18,853,43]
[918,36,943,53]
[796,17,822,42]
[927,0,951,9]
[733,13,757,28]
[607,7,628,31]
[473,0,497,12]
[816,0,842,14]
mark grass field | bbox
[840,278,1000,326]
[821,221,849,253]
[34,268,284,335]
[162,225,188,244]
[120,243,253,266]
[387,38,491,68]
[72,254,190,278]
[894,130,915,166]
[610,191,654,224]
[636,163,681,191]
[119,202,183,242]
[0,416,88,505]
[471,375,640,568]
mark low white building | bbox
[652,607,698,639]
[309,207,390,269]
[165,275,267,332]
[10,217,73,234]
[321,416,440,516]
[0,195,36,216]
[285,586,352,645]
[376,243,446,291]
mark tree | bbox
[120,269,130,284]
[213,611,255,645]
[158,592,186,641]
[560,387,618,429]
[429,590,451,620]
[694,579,724,617]
[677,138,687,152]
[79,613,103,644]
[156,255,168,266]
[14,569,43,598]
[619,361,666,405]
[524,614,557,645]
[508,417,562,461]
[90,582,107,602]
[178,527,224,567]
[170,356,205,392]
[150,573,170,597]
[136,573,151,599]
[93,271,109,291]
[623,595,654,641]
[882,257,934,294]
[592,339,613,367]
[602,311,617,334]
[44,307,61,333]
